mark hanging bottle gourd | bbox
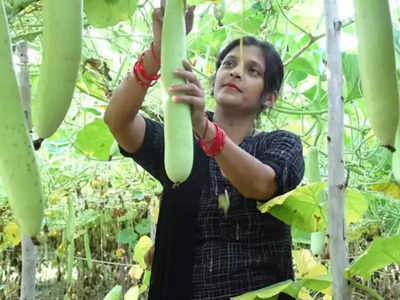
[354,0,399,151]
[161,0,194,183]
[0,0,44,237]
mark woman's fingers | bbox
[185,6,195,34]
[170,82,203,96]
[173,62,201,87]
[172,94,203,107]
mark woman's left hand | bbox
[170,60,206,136]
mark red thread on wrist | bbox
[132,49,161,89]
[200,122,226,157]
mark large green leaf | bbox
[84,0,138,28]
[289,57,318,76]
[345,189,368,224]
[231,280,293,300]
[258,183,368,232]
[116,228,138,245]
[231,276,331,300]
[74,118,114,160]
[344,234,400,280]
[258,182,327,232]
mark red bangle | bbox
[133,60,150,89]
[137,52,161,82]
[200,122,226,157]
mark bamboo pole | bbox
[324,1,351,299]
[17,41,38,300]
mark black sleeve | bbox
[256,130,305,196]
[118,116,169,185]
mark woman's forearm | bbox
[215,137,278,200]
[197,120,278,200]
[104,46,160,130]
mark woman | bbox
[104,7,304,300]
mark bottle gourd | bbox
[305,147,325,256]
[161,0,194,183]
[354,0,399,151]
[33,0,82,140]
[0,0,43,237]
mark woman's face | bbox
[213,45,266,114]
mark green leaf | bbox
[344,234,400,280]
[231,280,293,300]
[84,0,138,28]
[291,226,311,244]
[116,228,138,244]
[345,189,368,224]
[258,183,367,232]
[74,118,115,161]
[300,275,332,291]
[289,57,318,76]
[143,270,151,287]
[135,218,150,235]
[103,285,122,300]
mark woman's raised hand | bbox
[152,6,195,51]
[169,60,206,135]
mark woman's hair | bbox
[214,36,284,97]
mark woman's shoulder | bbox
[254,129,302,143]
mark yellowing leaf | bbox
[293,249,327,279]
[258,182,327,232]
[56,241,67,257]
[370,183,400,199]
[206,63,214,74]
[129,264,144,280]
[133,236,153,269]
[5,222,21,245]
[257,183,367,233]
[116,248,126,259]
[153,205,159,225]
[323,293,332,300]
[298,289,313,300]
[124,285,139,300]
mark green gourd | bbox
[161,0,194,183]
[354,0,399,151]
[33,0,82,140]
[0,0,43,237]
[306,147,325,256]
[104,285,122,300]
